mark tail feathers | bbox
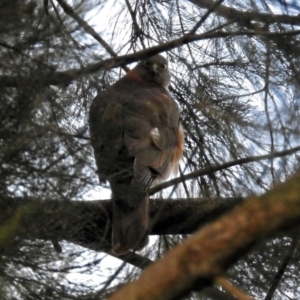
[112,193,149,256]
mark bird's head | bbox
[134,54,171,88]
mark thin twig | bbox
[264,238,299,300]
[263,32,275,181]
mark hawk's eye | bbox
[143,61,150,67]
[161,63,167,70]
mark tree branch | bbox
[108,171,300,300]
[1,29,299,88]
[150,145,300,194]
[56,0,130,73]
[0,196,241,253]
[189,0,300,26]
[264,237,298,300]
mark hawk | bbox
[89,54,184,255]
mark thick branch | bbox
[108,171,300,300]
[0,197,242,253]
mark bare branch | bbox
[0,197,242,265]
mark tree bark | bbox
[108,171,300,300]
[0,196,242,253]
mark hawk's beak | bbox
[151,63,159,76]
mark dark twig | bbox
[264,238,298,300]
[189,0,225,34]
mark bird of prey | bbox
[89,54,184,255]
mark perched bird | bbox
[89,54,184,255]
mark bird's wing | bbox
[89,88,124,182]
[122,87,181,187]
